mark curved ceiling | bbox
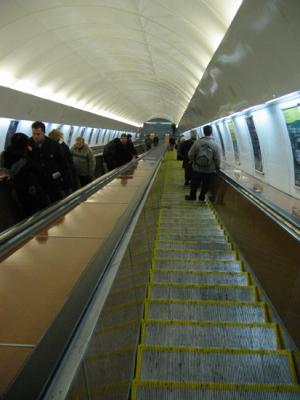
[0,0,242,127]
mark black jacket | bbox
[178,139,196,164]
[28,136,71,202]
[1,147,48,216]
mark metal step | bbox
[149,283,256,302]
[154,258,242,272]
[155,249,236,261]
[159,226,224,236]
[160,217,217,223]
[156,240,231,251]
[158,233,228,242]
[159,221,219,228]
[146,300,267,323]
[133,381,300,400]
[142,321,279,350]
[152,270,248,286]
[138,346,296,385]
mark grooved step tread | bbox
[142,320,278,350]
[158,233,228,242]
[149,283,256,302]
[154,258,242,272]
[155,249,236,261]
[156,240,231,251]
[152,270,248,286]
[138,346,296,385]
[146,300,267,323]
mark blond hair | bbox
[48,129,63,142]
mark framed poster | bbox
[67,126,74,146]
[95,129,101,144]
[4,120,19,149]
[226,120,240,164]
[88,128,94,144]
[282,106,300,187]
[245,116,263,173]
[216,124,226,159]
[80,127,86,138]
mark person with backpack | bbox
[185,125,220,203]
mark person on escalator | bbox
[0,133,48,216]
[185,125,220,203]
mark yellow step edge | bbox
[131,380,300,397]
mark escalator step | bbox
[156,240,231,251]
[158,233,228,242]
[153,270,248,285]
[155,249,236,260]
[154,258,242,272]
[159,227,224,235]
[149,283,256,302]
[133,381,300,400]
[138,346,296,385]
[142,321,279,350]
[146,300,267,323]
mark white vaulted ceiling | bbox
[0,0,242,126]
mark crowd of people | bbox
[0,122,220,219]
[0,122,137,219]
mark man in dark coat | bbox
[127,134,137,157]
[178,130,197,185]
[28,121,71,203]
[1,133,48,216]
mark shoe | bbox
[185,195,196,200]
[184,182,190,186]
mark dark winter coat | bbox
[28,136,71,202]
[1,147,48,216]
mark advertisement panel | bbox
[282,106,300,187]
[226,120,240,164]
[245,116,263,173]
[4,120,19,149]
[216,124,226,159]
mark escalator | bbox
[132,154,300,399]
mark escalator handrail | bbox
[219,170,300,241]
[0,151,145,258]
